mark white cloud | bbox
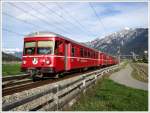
[88,5,148,35]
[2,2,148,49]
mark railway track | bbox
[2,79,33,89]
[2,67,111,97]
[2,74,31,88]
[2,67,99,96]
[2,64,120,111]
[3,74,30,82]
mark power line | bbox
[89,3,107,35]
[39,2,83,32]
[7,3,69,35]
[55,3,97,36]
[3,12,43,30]
[23,2,71,34]
[2,28,25,36]
[7,2,49,31]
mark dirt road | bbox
[109,64,148,91]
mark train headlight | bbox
[45,59,50,65]
[23,60,26,64]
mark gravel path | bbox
[109,64,148,91]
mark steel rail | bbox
[2,65,119,111]
[2,79,33,89]
[2,66,114,97]
[2,74,30,82]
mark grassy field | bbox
[69,78,148,111]
[2,63,24,76]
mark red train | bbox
[21,32,118,80]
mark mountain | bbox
[2,52,22,62]
[14,52,23,59]
[84,28,148,57]
[2,48,23,59]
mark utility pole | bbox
[117,46,120,66]
[144,50,148,63]
[131,51,136,61]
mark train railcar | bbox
[100,52,108,67]
[111,57,116,65]
[108,56,113,65]
[21,32,118,80]
[99,52,105,67]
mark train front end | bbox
[21,33,56,79]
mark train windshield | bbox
[24,41,54,55]
[37,41,54,54]
[24,42,36,55]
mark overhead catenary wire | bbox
[2,28,25,36]
[55,3,97,36]
[7,3,50,31]
[89,3,107,35]
[23,2,71,35]
[3,12,44,30]
[39,2,87,34]
[4,2,105,39]
[7,2,70,35]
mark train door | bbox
[65,42,71,71]
[98,52,100,66]
[54,39,65,72]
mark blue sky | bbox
[2,2,148,50]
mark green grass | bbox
[69,78,148,111]
[2,63,24,76]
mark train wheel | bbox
[36,73,44,79]
[32,74,38,82]
[28,70,37,81]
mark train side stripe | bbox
[22,55,104,60]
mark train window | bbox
[25,48,35,55]
[88,51,92,58]
[55,40,64,55]
[37,41,54,55]
[87,51,90,58]
[76,47,80,57]
[72,46,75,57]
[90,51,91,58]
[90,51,92,58]
[102,54,104,59]
[24,41,36,55]
[38,41,54,47]
[92,52,94,58]
[95,53,98,59]
[25,42,36,48]
[37,48,52,54]
[84,49,87,57]
[80,48,84,57]
[100,53,102,59]
[93,52,95,59]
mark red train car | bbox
[21,32,118,80]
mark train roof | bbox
[25,31,62,38]
[25,31,101,53]
[25,32,118,58]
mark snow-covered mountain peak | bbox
[84,28,148,56]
